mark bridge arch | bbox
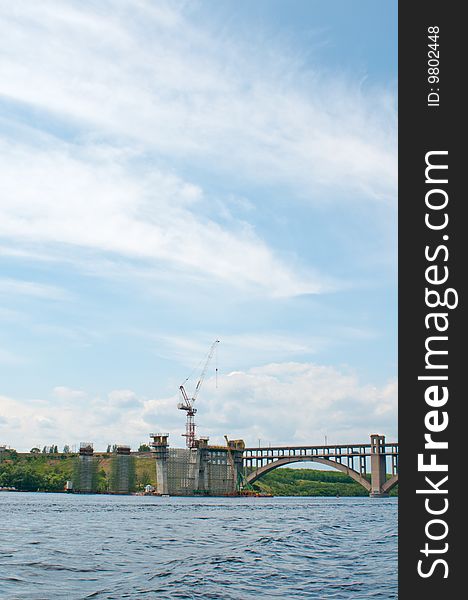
[381,473,398,494]
[245,456,372,492]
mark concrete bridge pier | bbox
[188,447,201,492]
[150,433,169,495]
[370,434,388,497]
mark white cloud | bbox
[0,0,396,298]
[199,363,398,445]
[108,389,142,409]
[0,140,327,298]
[53,386,86,400]
[0,1,396,202]
[0,363,397,451]
[35,415,56,430]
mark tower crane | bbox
[177,339,219,448]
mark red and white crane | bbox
[177,339,219,448]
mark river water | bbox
[0,493,397,599]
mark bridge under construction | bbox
[16,342,399,497]
[68,433,398,497]
[66,341,397,496]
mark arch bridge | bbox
[242,434,398,497]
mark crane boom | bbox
[193,340,219,402]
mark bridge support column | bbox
[232,450,244,491]
[370,434,388,497]
[150,433,169,495]
[188,447,202,492]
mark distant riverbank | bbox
[0,450,397,496]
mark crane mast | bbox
[177,339,219,448]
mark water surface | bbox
[0,493,397,599]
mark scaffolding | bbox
[69,436,241,496]
[204,448,235,495]
[164,446,236,496]
[72,442,97,493]
[166,448,195,495]
[109,446,135,494]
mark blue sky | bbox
[0,0,397,451]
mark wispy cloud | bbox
[0,1,396,201]
[0,140,328,297]
[0,0,396,299]
[0,347,25,366]
[0,278,71,301]
[133,331,327,370]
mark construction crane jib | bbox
[178,340,219,448]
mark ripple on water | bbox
[0,494,397,599]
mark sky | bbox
[0,0,397,452]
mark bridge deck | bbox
[243,442,398,458]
